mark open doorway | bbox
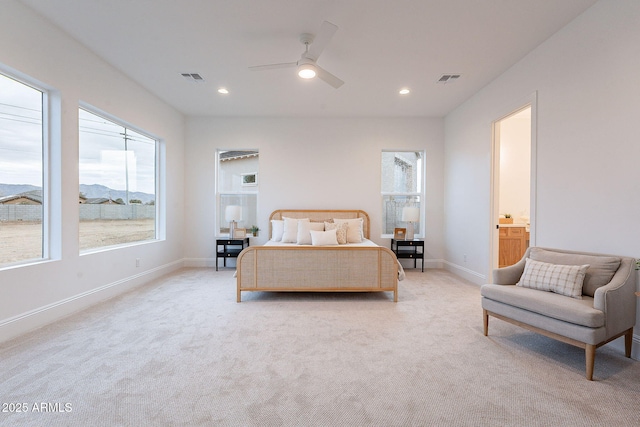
[491,104,534,272]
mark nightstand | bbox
[391,239,424,272]
[216,237,249,271]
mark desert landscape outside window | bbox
[0,72,44,267]
[78,108,157,251]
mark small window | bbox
[217,150,259,236]
[78,108,157,251]
[381,151,424,237]
[0,72,45,266]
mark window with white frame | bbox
[78,107,157,251]
[381,150,424,236]
[0,72,45,266]
[217,150,259,236]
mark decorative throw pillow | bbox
[528,248,621,297]
[324,221,348,244]
[281,217,309,243]
[270,220,284,241]
[517,258,590,299]
[297,221,325,245]
[333,218,364,243]
[310,229,339,246]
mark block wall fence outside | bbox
[79,205,155,220]
[0,205,155,221]
[0,205,42,221]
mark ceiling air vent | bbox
[437,74,461,84]
[181,73,205,83]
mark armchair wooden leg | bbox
[625,328,633,358]
[585,344,596,381]
[483,309,489,336]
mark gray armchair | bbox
[481,247,636,380]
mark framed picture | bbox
[394,228,406,240]
[241,172,258,186]
[234,228,247,238]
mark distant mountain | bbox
[80,184,155,204]
[0,184,40,197]
[0,183,154,204]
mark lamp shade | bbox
[225,205,242,222]
[401,207,420,223]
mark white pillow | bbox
[333,218,364,243]
[310,229,339,246]
[297,221,325,245]
[517,258,589,299]
[281,217,309,243]
[270,220,284,241]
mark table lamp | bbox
[401,206,420,240]
[225,205,242,238]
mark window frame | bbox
[0,67,53,269]
[380,150,426,239]
[78,104,160,253]
[215,149,259,237]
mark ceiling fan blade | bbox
[248,62,297,71]
[307,21,338,61]
[316,65,344,89]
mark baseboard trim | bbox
[183,257,218,268]
[443,261,486,285]
[619,332,640,361]
[398,258,443,270]
[600,331,640,362]
[0,259,184,344]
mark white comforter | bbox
[262,239,405,280]
[263,238,379,248]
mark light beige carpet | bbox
[1,268,639,426]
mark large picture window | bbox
[381,150,424,237]
[0,72,45,266]
[217,150,258,236]
[79,108,157,251]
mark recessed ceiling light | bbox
[218,88,229,94]
[399,88,410,95]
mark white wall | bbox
[184,117,444,266]
[444,0,640,354]
[4,0,636,354]
[0,1,186,343]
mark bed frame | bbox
[236,209,399,302]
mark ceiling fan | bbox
[249,21,344,89]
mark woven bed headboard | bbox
[269,209,370,239]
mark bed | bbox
[236,209,401,302]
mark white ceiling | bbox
[20,0,598,117]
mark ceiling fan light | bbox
[298,64,317,79]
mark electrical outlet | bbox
[136,258,140,268]
[463,254,467,263]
